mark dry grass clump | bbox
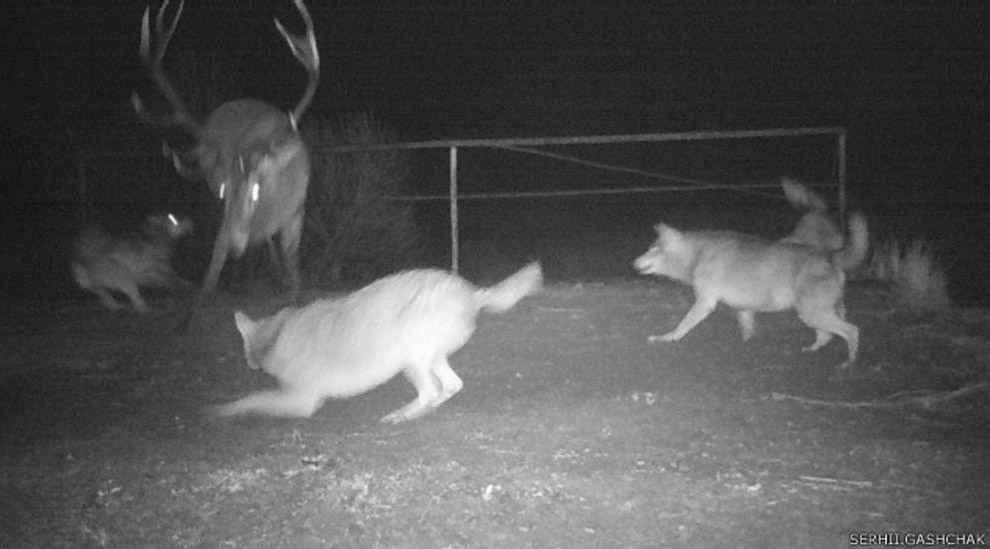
[301,112,421,285]
[868,237,951,310]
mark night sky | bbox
[5,4,988,195]
[2,3,988,295]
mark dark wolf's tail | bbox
[833,211,869,271]
[475,262,543,313]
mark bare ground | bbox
[1,281,989,548]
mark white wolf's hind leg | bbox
[431,357,464,407]
[381,361,442,424]
[737,311,756,341]
[804,330,833,352]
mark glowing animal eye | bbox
[219,182,226,200]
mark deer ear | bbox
[165,140,218,183]
[266,125,303,153]
[262,139,305,172]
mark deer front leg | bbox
[178,230,230,333]
[279,208,304,304]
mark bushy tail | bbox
[475,262,543,313]
[833,211,869,270]
[781,177,829,213]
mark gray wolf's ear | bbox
[233,311,254,339]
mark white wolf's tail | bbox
[833,212,869,271]
[474,262,543,313]
[781,177,829,213]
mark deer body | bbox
[133,0,320,331]
[193,99,311,325]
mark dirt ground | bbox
[1,280,988,548]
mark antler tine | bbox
[134,0,199,134]
[139,7,152,63]
[290,0,315,32]
[274,0,321,123]
[138,0,184,66]
[153,0,185,66]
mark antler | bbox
[274,0,320,125]
[131,0,201,134]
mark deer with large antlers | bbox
[132,0,320,332]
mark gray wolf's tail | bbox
[475,262,543,313]
[833,212,869,270]
[781,177,829,213]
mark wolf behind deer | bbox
[71,213,194,313]
[132,0,320,331]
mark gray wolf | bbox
[633,212,868,374]
[71,213,193,313]
[210,262,543,423]
[779,176,844,251]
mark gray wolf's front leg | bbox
[648,297,717,343]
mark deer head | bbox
[132,0,320,331]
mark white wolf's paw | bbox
[380,411,410,424]
[380,401,437,424]
[647,333,678,344]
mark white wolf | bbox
[779,176,844,251]
[71,213,193,313]
[211,262,543,423]
[634,212,868,375]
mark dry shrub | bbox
[301,113,420,285]
[869,237,951,310]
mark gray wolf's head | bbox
[633,223,693,283]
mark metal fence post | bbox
[449,145,459,274]
[837,129,847,220]
[78,152,88,226]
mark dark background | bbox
[2,3,988,302]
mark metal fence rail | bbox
[81,126,847,273]
[322,126,846,272]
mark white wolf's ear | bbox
[655,223,683,248]
[233,311,255,340]
[655,223,678,238]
